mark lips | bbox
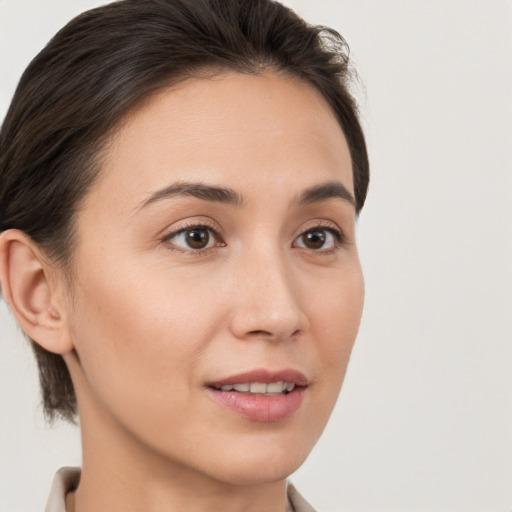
[205,369,308,422]
[207,368,308,388]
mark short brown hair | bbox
[0,0,369,422]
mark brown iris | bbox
[185,228,210,249]
[301,229,327,249]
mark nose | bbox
[227,248,309,343]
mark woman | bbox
[0,0,369,511]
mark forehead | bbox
[84,72,353,214]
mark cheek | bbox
[67,257,219,412]
[288,263,364,453]
[311,263,364,385]
[315,259,364,334]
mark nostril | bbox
[246,329,301,341]
[248,329,271,337]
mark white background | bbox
[1,1,511,511]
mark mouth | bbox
[212,381,298,395]
[205,369,308,422]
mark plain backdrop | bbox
[1,1,511,511]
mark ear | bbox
[0,229,73,354]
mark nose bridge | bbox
[229,240,307,341]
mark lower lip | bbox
[206,387,306,422]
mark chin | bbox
[213,458,306,486]
[200,434,314,486]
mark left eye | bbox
[164,226,218,250]
[294,228,339,250]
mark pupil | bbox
[304,230,325,249]
[186,229,209,249]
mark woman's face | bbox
[63,72,364,484]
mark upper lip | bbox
[207,368,309,388]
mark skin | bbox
[0,72,364,512]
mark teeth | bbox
[250,382,267,393]
[217,381,297,394]
[266,381,285,393]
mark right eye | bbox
[162,225,222,251]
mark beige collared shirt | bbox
[45,467,317,512]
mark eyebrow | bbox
[136,179,355,212]
[137,181,245,210]
[298,181,355,207]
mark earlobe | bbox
[0,229,73,354]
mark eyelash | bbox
[160,222,347,254]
